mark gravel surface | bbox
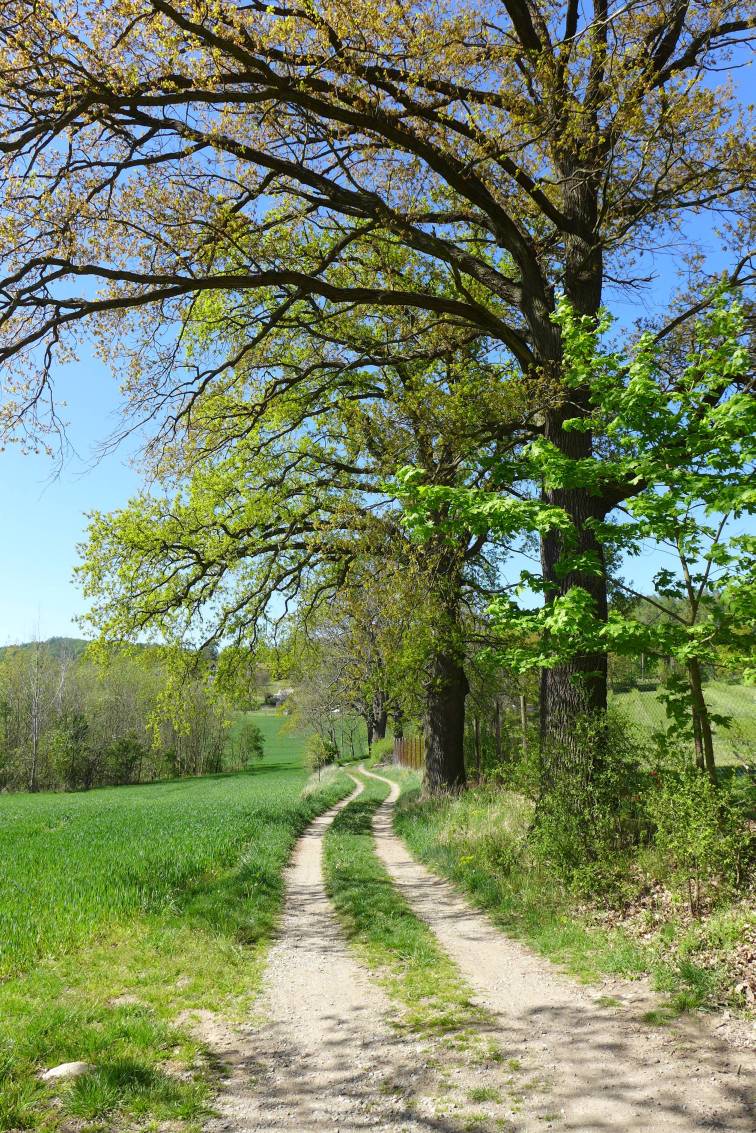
[364,765,756,1133]
[202,778,466,1132]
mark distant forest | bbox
[0,638,258,793]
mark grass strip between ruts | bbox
[322,771,491,1043]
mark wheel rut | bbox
[203,776,459,1133]
[363,765,756,1133]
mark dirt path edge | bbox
[362,764,755,1133]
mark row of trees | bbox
[76,293,753,794]
[0,642,249,792]
[0,1,753,803]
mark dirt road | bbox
[203,768,754,1132]
[204,777,460,1132]
[363,765,755,1133]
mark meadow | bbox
[0,712,350,1131]
[610,681,756,766]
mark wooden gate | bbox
[393,734,425,770]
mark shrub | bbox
[530,712,653,896]
[488,741,541,799]
[648,767,752,915]
[233,718,265,766]
[370,735,394,764]
[305,733,339,776]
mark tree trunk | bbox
[687,658,717,786]
[538,414,609,795]
[28,733,39,793]
[364,712,375,752]
[494,699,502,763]
[535,167,610,795]
[424,649,468,792]
[519,695,529,754]
[373,691,388,741]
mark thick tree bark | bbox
[419,534,469,792]
[424,649,468,792]
[533,170,611,793]
[372,691,388,741]
[539,483,609,796]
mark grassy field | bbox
[0,712,351,1131]
[610,681,756,766]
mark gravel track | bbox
[203,776,465,1133]
[363,764,756,1132]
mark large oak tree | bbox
[77,290,522,788]
[0,0,752,768]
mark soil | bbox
[363,765,756,1132]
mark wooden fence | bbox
[393,734,425,770]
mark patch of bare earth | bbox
[363,766,756,1133]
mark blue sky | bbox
[0,143,749,644]
[0,349,142,643]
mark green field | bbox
[610,681,756,766]
[0,712,350,1131]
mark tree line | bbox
[0,641,258,792]
[0,0,753,811]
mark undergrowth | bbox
[391,769,754,1019]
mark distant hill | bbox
[0,636,90,660]
[0,638,218,663]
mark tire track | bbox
[203,775,461,1132]
[363,765,755,1132]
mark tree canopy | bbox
[0,0,753,787]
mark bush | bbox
[530,712,653,896]
[370,735,394,764]
[488,741,541,799]
[305,733,339,775]
[232,718,265,766]
[648,767,752,915]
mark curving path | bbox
[204,776,465,1133]
[363,765,756,1132]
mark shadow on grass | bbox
[0,773,353,1132]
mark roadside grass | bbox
[0,715,351,1131]
[610,681,756,767]
[389,771,752,1018]
[322,772,489,1042]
